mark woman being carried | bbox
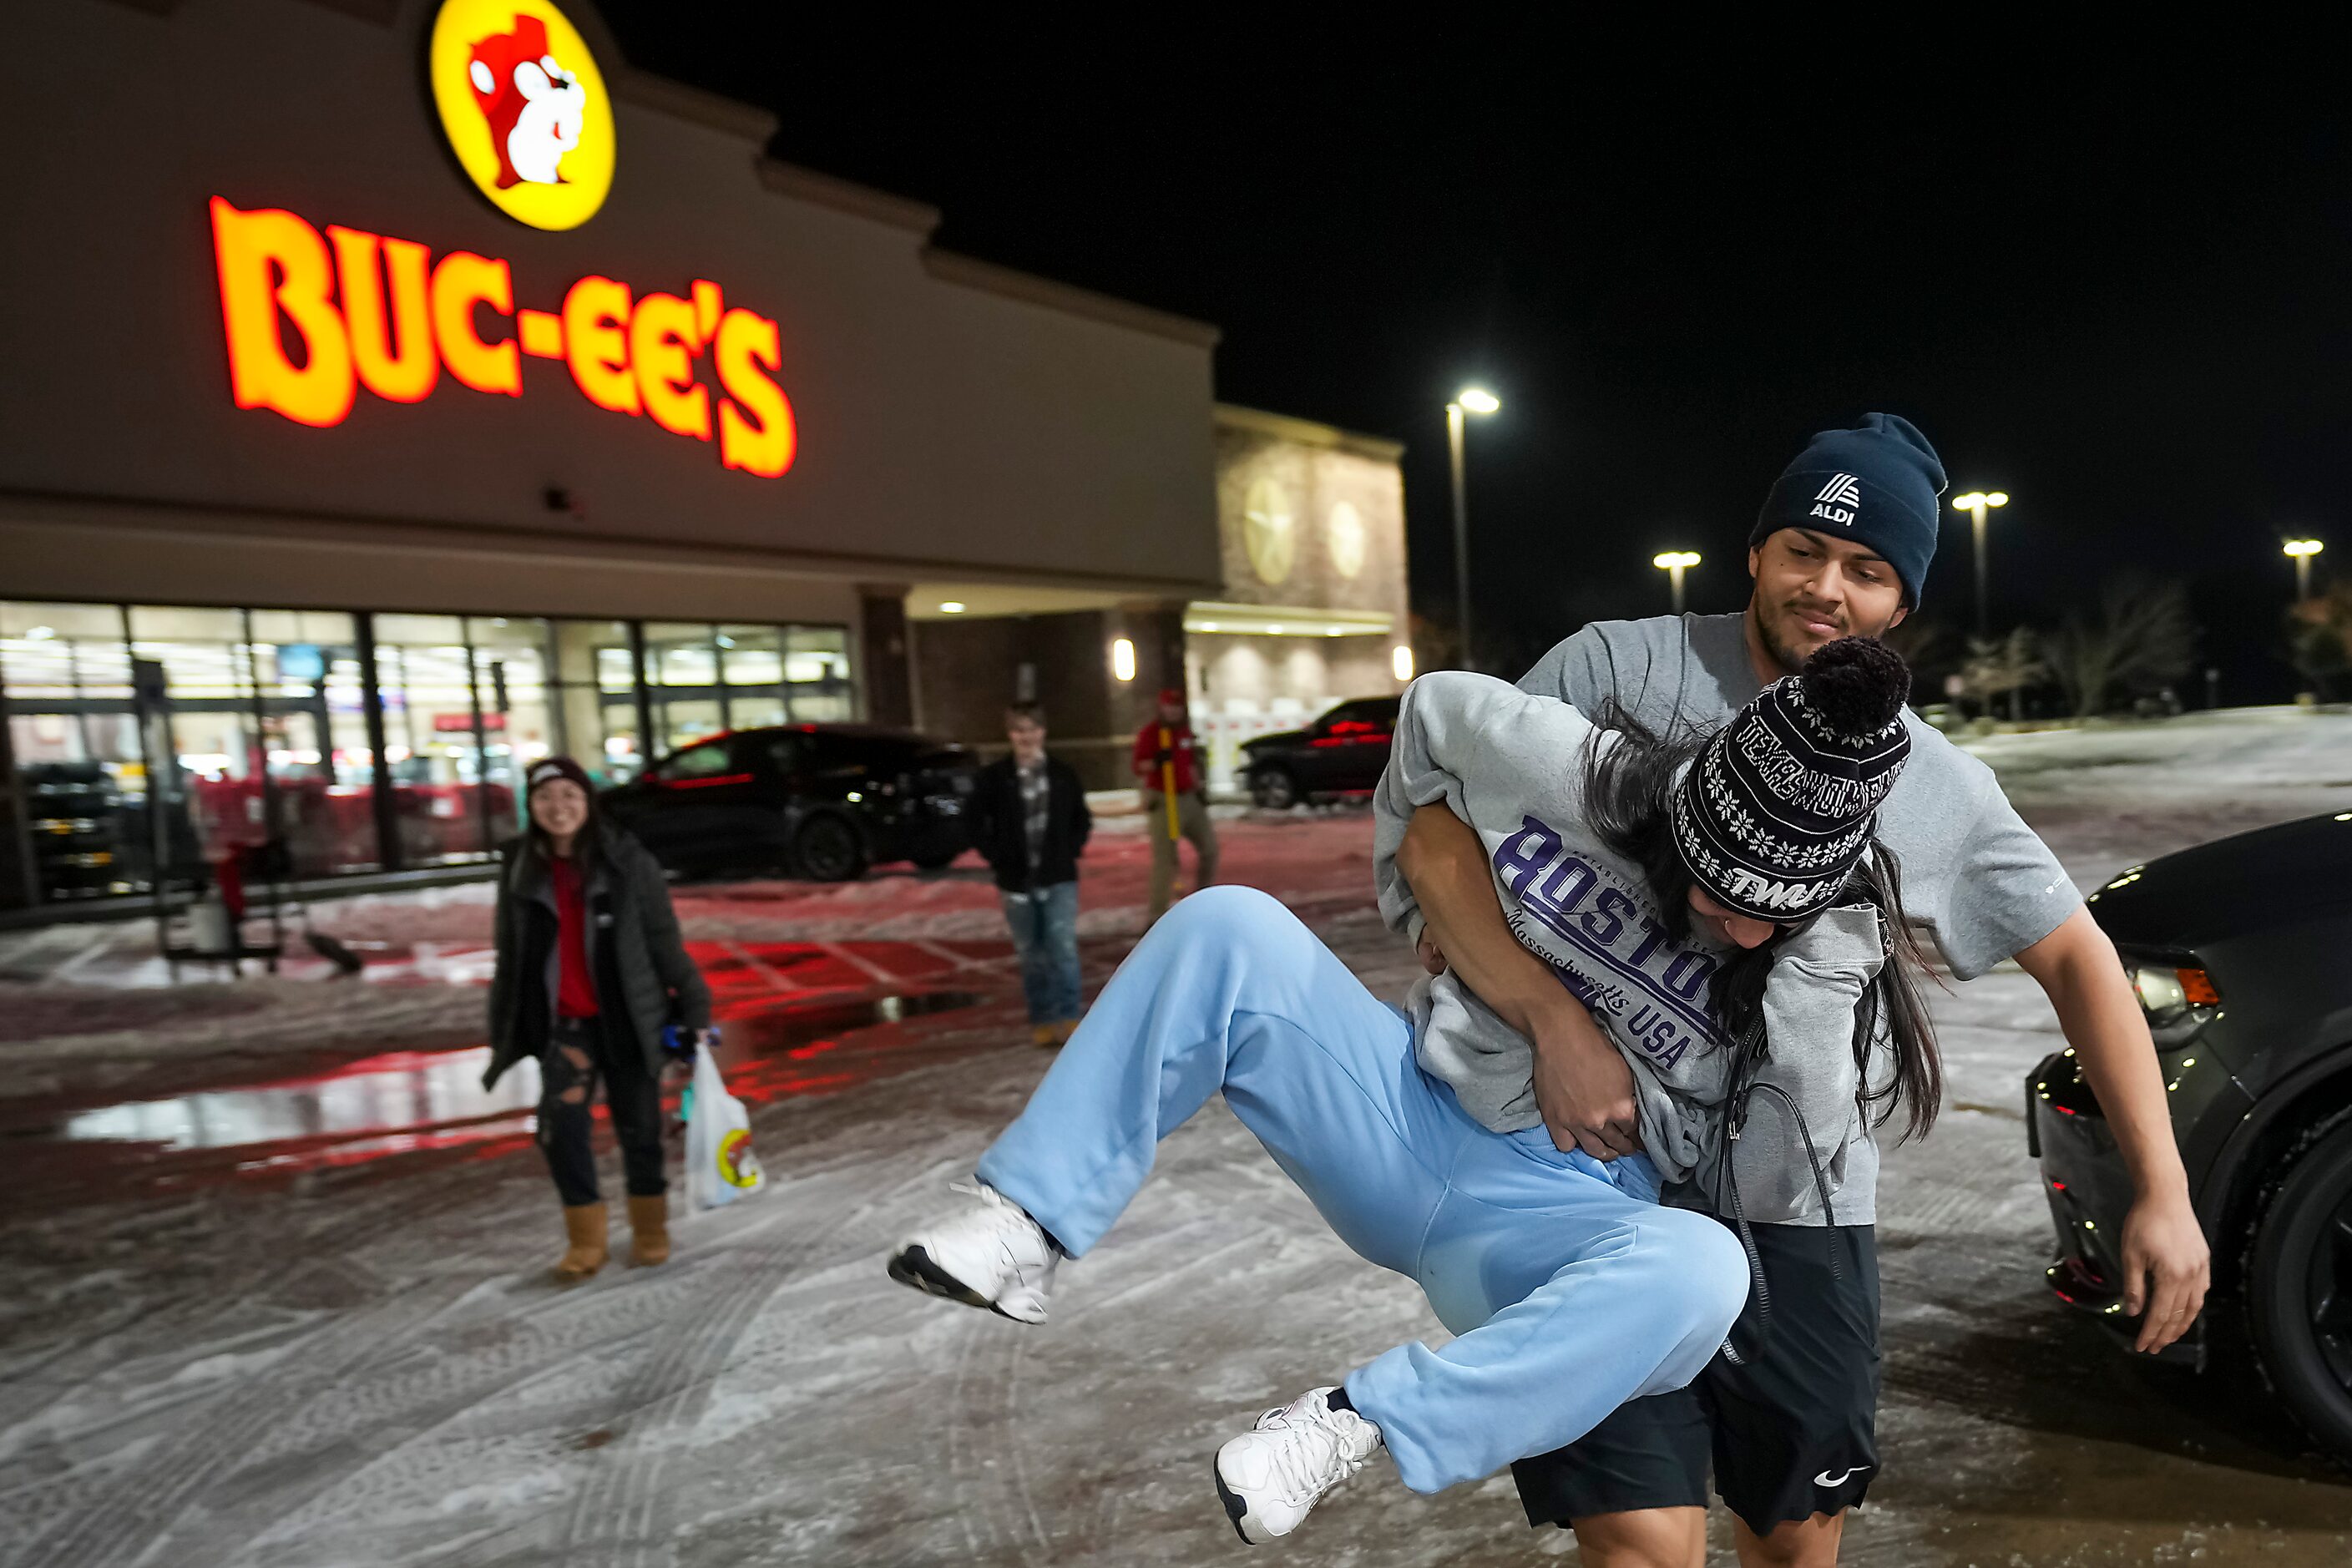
[886,639,1937,1545]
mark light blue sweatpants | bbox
[976,886,1750,1494]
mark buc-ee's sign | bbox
[207,0,796,478]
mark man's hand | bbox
[2120,1185,2211,1353]
[1529,1000,1644,1161]
[1416,928,1447,976]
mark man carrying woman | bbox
[1404,414,2210,1565]
[887,631,1938,1545]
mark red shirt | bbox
[1133,721,1201,794]
[548,856,599,1019]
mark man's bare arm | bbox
[1399,803,1642,1158]
[2015,904,2212,1353]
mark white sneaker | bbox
[887,1181,1060,1324]
[1213,1387,1383,1544]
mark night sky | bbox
[597,8,2349,702]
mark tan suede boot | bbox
[553,1202,608,1282]
[627,1194,671,1267]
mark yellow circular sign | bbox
[427,0,615,231]
[1327,501,1367,579]
[1243,477,1297,585]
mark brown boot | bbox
[1030,1024,1060,1049]
[553,1203,608,1282]
[627,1194,671,1267]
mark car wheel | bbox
[792,813,866,882]
[1250,766,1299,811]
[2244,1108,2352,1462]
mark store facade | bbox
[0,0,1227,912]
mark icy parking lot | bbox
[4,712,2352,1566]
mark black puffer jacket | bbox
[967,754,1091,892]
[484,826,711,1088]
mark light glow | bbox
[2285,539,2325,558]
[1393,645,1414,681]
[1953,491,2009,511]
[1652,551,1702,569]
[1111,638,1136,682]
[1455,387,1500,415]
[938,602,966,615]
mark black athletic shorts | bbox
[1512,1218,1880,1537]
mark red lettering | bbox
[210,198,355,428]
[429,250,519,396]
[715,307,797,477]
[561,275,638,415]
[630,291,709,439]
[327,225,438,405]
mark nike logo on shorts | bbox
[1813,1466,1871,1488]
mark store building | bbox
[903,406,1410,789]
[0,0,1407,916]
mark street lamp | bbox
[1446,387,1500,668]
[2285,538,2325,602]
[1651,551,1702,615]
[1951,490,2010,638]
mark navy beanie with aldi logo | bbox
[1748,413,1947,607]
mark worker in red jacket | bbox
[1132,688,1219,923]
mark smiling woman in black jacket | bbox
[485,756,712,1282]
[967,702,1092,1047]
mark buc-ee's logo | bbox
[428,0,614,232]
[205,0,797,477]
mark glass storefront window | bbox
[372,613,496,864]
[242,609,371,877]
[2,604,860,907]
[787,625,854,723]
[3,602,144,899]
[467,617,552,847]
[645,621,725,757]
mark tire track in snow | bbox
[8,1270,480,1568]
[553,1159,948,1567]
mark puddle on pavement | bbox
[7,989,982,1202]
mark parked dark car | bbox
[2026,807,2352,1459]
[1240,695,1399,809]
[599,724,977,882]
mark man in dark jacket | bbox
[969,702,1092,1047]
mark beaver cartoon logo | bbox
[427,0,615,230]
[466,17,584,189]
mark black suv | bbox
[1240,696,1400,809]
[2026,807,2352,1459]
[599,725,976,881]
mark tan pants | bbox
[1143,790,1219,922]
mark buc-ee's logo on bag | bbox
[427,0,615,231]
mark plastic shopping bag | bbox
[684,1045,766,1211]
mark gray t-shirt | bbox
[1521,613,2080,981]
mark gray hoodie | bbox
[1374,671,1892,1223]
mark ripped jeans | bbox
[538,1014,666,1206]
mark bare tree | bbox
[1960,627,2045,719]
[2041,576,2197,718]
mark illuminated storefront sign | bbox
[208,197,797,478]
[427,0,615,232]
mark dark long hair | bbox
[1578,700,1944,1143]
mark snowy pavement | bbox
[4,712,2352,1565]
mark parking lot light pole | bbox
[1651,551,1701,615]
[1447,387,1500,669]
[2286,538,2324,603]
[1951,490,2009,639]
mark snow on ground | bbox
[3,711,2352,1566]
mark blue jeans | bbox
[976,886,1748,1494]
[1002,881,1082,1025]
